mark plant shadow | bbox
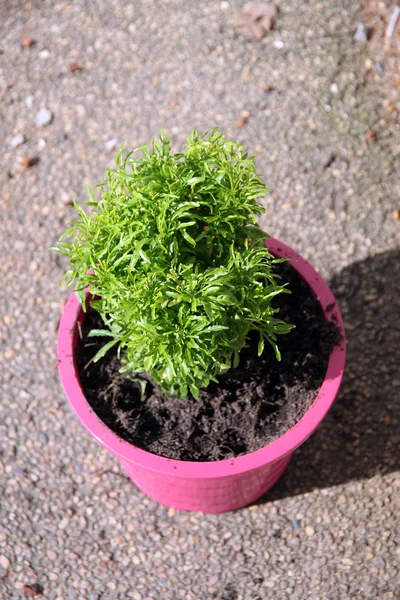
[258,249,400,503]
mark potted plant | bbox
[55,129,345,513]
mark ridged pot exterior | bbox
[57,238,346,513]
[119,454,292,513]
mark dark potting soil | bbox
[76,262,342,461]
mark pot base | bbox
[120,453,292,513]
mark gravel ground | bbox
[1,1,399,598]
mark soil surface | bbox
[76,262,341,461]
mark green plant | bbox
[55,129,294,398]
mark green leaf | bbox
[92,339,118,362]
[190,385,200,399]
[201,325,229,333]
[88,329,115,338]
[181,229,196,246]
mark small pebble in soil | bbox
[354,22,368,43]
[35,109,53,127]
[67,63,84,73]
[21,156,39,168]
[10,134,25,148]
[20,38,35,48]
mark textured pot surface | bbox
[57,238,346,513]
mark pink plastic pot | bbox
[57,238,346,513]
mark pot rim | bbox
[57,238,346,479]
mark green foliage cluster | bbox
[55,129,294,398]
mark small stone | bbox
[20,584,43,597]
[0,555,11,569]
[220,1,230,9]
[330,83,339,94]
[37,139,47,150]
[293,519,301,529]
[21,38,36,48]
[47,550,57,561]
[26,96,34,107]
[342,557,354,566]
[234,3,278,40]
[67,63,84,73]
[354,22,368,43]
[383,415,391,425]
[10,134,26,148]
[21,156,39,169]
[105,139,118,151]
[236,114,247,128]
[58,517,69,530]
[273,40,284,49]
[305,526,315,536]
[39,49,50,59]
[393,210,400,220]
[35,109,53,127]
[365,58,373,71]
[132,555,141,565]
[3,315,11,325]
[365,130,376,142]
[4,349,15,359]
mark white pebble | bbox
[105,138,118,151]
[39,49,50,59]
[330,83,339,94]
[58,517,69,530]
[305,525,315,536]
[354,22,368,43]
[273,40,285,49]
[10,134,25,148]
[0,555,10,570]
[35,109,53,127]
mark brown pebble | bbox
[392,209,400,220]
[262,84,274,92]
[20,38,36,48]
[236,111,249,127]
[21,156,39,169]
[67,63,84,73]
[365,130,376,142]
[19,583,43,597]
